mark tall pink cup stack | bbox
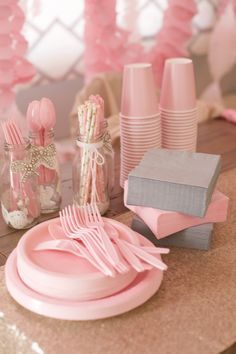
[120,63,162,188]
[160,58,198,152]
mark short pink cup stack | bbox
[120,63,161,188]
[160,58,198,152]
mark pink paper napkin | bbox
[124,180,229,239]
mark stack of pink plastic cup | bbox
[120,63,162,188]
[160,58,198,152]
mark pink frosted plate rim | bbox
[5,245,163,320]
[16,218,142,301]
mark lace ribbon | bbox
[11,144,57,182]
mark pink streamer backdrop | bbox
[84,0,197,87]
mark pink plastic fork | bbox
[60,206,129,274]
[49,222,127,276]
[70,205,129,273]
[1,121,30,213]
[87,204,169,271]
[60,204,125,272]
[72,205,144,272]
[80,204,121,267]
[60,210,116,277]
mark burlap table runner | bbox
[0,168,236,354]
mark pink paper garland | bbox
[84,0,143,83]
[84,0,197,86]
[0,0,35,111]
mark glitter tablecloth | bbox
[0,168,236,354]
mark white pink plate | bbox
[16,218,140,301]
[5,242,163,320]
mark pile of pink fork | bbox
[36,203,169,276]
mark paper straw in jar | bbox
[79,101,94,203]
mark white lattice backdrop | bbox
[21,0,219,86]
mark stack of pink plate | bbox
[160,58,198,152]
[120,63,161,187]
[5,217,163,320]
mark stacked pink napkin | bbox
[124,180,229,240]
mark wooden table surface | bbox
[1,118,236,354]
[0,118,236,268]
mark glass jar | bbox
[29,129,61,214]
[0,141,40,229]
[72,131,111,215]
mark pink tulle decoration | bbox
[84,0,196,87]
[146,0,197,86]
[84,0,143,83]
[0,0,35,111]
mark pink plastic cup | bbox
[121,63,158,117]
[160,58,196,111]
[120,112,159,120]
[160,107,197,114]
[120,121,160,129]
[162,129,197,136]
[120,132,159,140]
[120,126,161,135]
[162,119,197,127]
[121,135,161,143]
[120,114,160,124]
